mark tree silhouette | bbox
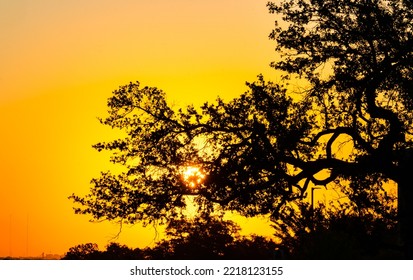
[147,214,240,259]
[266,0,413,257]
[100,242,145,259]
[146,214,279,260]
[62,216,278,260]
[62,242,145,260]
[158,217,278,260]
[272,199,400,259]
[62,243,100,260]
[70,0,413,257]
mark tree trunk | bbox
[398,150,413,259]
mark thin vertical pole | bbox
[9,214,12,257]
[311,187,321,213]
[310,187,321,231]
[26,214,29,258]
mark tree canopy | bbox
[70,77,314,223]
[70,0,413,257]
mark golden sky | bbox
[0,0,281,257]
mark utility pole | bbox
[311,187,321,213]
[310,187,321,231]
[26,214,29,258]
[9,214,12,258]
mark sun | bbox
[181,166,206,188]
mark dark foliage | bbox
[267,0,413,257]
[69,0,413,257]
[62,204,399,260]
[146,213,278,260]
[62,215,278,260]
[273,199,400,259]
[62,243,101,260]
[62,242,145,260]
[146,213,240,259]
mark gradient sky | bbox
[0,0,285,257]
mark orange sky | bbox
[0,0,283,257]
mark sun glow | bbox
[181,166,206,188]
[0,0,277,257]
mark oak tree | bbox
[267,0,413,257]
[71,0,413,257]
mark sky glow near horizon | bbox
[0,0,283,257]
[1,0,398,259]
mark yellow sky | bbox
[0,0,281,257]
